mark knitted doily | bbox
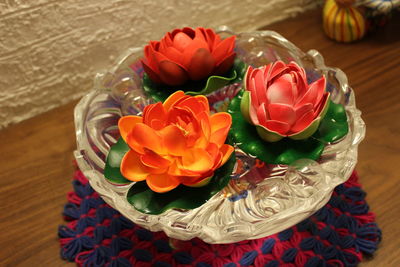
[59,169,381,267]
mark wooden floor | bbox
[0,9,399,267]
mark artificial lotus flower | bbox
[118,91,234,193]
[141,27,236,86]
[240,61,330,142]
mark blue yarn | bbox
[348,203,369,215]
[261,238,275,254]
[305,256,326,267]
[196,263,212,267]
[264,260,279,267]
[313,239,324,254]
[340,235,355,249]
[111,237,132,255]
[62,203,80,219]
[337,250,359,267]
[278,228,293,241]
[76,216,96,234]
[355,223,381,254]
[321,245,338,260]
[281,248,297,263]
[173,251,194,264]
[82,246,111,267]
[61,235,94,261]
[136,228,153,241]
[300,237,317,251]
[224,263,237,267]
[94,225,112,243]
[108,257,131,267]
[58,225,76,238]
[239,250,258,266]
[343,187,366,202]
[133,249,153,262]
[153,239,172,253]
[73,180,94,198]
[154,262,172,267]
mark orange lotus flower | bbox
[141,27,236,86]
[118,91,234,193]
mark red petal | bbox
[290,110,315,133]
[268,103,296,126]
[141,59,162,84]
[143,44,159,71]
[163,46,184,65]
[120,150,149,181]
[213,52,235,75]
[187,48,215,80]
[182,38,210,69]
[267,74,295,105]
[264,120,290,135]
[158,60,189,86]
[211,36,235,65]
[173,31,193,52]
[118,115,143,142]
[146,173,180,193]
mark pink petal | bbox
[266,74,295,105]
[264,120,290,135]
[267,61,287,81]
[295,103,314,121]
[245,66,255,91]
[290,110,315,133]
[313,93,330,117]
[254,69,268,105]
[256,103,269,125]
[268,103,296,126]
[295,78,321,108]
[308,76,326,108]
[187,48,215,80]
[248,91,259,124]
[211,36,235,65]
[262,63,273,80]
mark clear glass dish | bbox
[74,29,365,244]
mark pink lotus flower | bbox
[240,61,330,142]
[141,27,236,86]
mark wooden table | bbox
[1,9,399,267]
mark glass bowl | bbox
[74,30,365,244]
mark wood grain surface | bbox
[0,9,399,267]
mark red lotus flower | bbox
[141,27,236,86]
[118,91,234,193]
[240,61,330,142]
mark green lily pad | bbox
[228,91,349,165]
[126,153,236,215]
[142,59,247,102]
[104,137,131,184]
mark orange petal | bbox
[209,112,232,146]
[163,91,187,111]
[140,150,171,169]
[180,148,214,173]
[176,95,208,116]
[118,115,143,142]
[143,102,167,130]
[120,150,149,181]
[158,125,187,156]
[219,144,234,166]
[146,173,180,193]
[126,123,164,154]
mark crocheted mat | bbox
[59,169,381,267]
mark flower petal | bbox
[309,76,326,108]
[120,150,149,181]
[256,125,285,142]
[158,125,187,156]
[295,77,325,108]
[219,144,234,166]
[213,52,235,75]
[173,31,193,52]
[244,65,255,91]
[158,60,189,86]
[266,74,295,105]
[187,48,215,80]
[143,102,167,130]
[146,173,180,193]
[209,112,231,146]
[268,103,296,126]
[141,59,162,84]
[267,60,287,81]
[256,102,269,126]
[140,150,171,169]
[180,148,214,173]
[126,123,164,154]
[118,115,143,142]
[163,91,188,112]
[211,36,236,65]
[264,120,290,135]
[295,103,314,121]
[163,46,184,65]
[290,109,315,133]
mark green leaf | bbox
[126,153,236,215]
[142,59,247,102]
[228,91,349,165]
[104,138,131,184]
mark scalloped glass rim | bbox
[74,29,365,244]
